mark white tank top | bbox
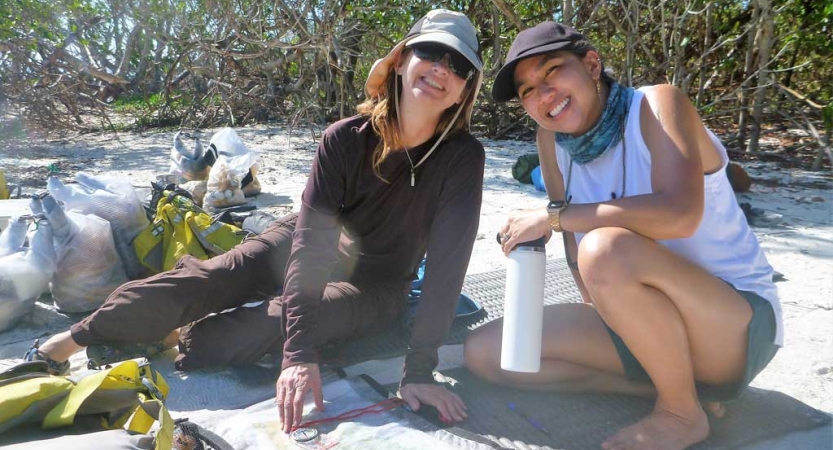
[554,88,783,346]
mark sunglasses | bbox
[410,43,474,80]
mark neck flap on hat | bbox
[556,82,634,165]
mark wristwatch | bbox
[546,200,568,232]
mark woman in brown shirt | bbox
[27,9,485,433]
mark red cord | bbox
[292,397,405,430]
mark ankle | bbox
[655,396,706,422]
[38,342,81,364]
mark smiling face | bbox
[397,49,469,115]
[514,50,604,136]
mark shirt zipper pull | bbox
[410,169,415,187]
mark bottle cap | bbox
[495,232,546,250]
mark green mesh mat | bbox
[336,259,580,367]
[424,367,831,450]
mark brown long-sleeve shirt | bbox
[280,115,484,385]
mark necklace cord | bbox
[393,74,468,186]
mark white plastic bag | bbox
[170,130,210,181]
[0,215,57,332]
[179,179,208,207]
[0,215,28,258]
[48,173,149,279]
[209,128,251,157]
[35,194,128,313]
[202,128,261,212]
[203,154,256,212]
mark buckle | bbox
[138,358,159,386]
[141,377,166,402]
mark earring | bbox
[596,78,602,104]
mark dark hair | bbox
[566,38,617,86]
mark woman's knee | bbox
[175,303,281,371]
[577,227,645,293]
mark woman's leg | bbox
[465,302,655,396]
[465,226,753,450]
[174,277,410,370]
[35,215,298,363]
[578,227,752,450]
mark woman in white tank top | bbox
[465,22,782,450]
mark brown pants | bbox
[70,213,410,370]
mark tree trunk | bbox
[116,24,142,80]
[738,3,760,147]
[132,33,153,89]
[491,4,503,72]
[563,0,574,26]
[696,3,711,107]
[491,0,523,30]
[747,0,774,153]
[672,3,685,87]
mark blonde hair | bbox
[357,49,478,182]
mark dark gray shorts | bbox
[604,287,779,401]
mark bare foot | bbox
[601,406,709,450]
[704,401,725,419]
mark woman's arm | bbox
[402,141,485,386]
[559,84,707,240]
[536,127,591,304]
[281,129,348,370]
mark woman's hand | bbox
[500,208,552,256]
[399,383,468,423]
[276,363,325,433]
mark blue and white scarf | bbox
[555,82,635,165]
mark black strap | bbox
[202,143,218,167]
[240,169,254,189]
[563,233,579,270]
[358,374,390,399]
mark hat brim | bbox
[491,40,574,102]
[364,40,408,98]
[365,33,483,98]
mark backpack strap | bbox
[42,360,169,430]
[128,398,174,450]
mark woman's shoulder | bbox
[635,84,702,132]
[322,115,372,141]
[637,84,690,110]
[317,115,376,159]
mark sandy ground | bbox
[1,122,831,418]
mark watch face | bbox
[548,201,566,210]
[290,427,319,442]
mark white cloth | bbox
[553,87,783,346]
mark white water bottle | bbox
[499,235,546,373]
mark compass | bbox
[290,427,319,442]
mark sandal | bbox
[86,340,170,366]
[23,339,70,376]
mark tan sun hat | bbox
[364,9,483,99]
